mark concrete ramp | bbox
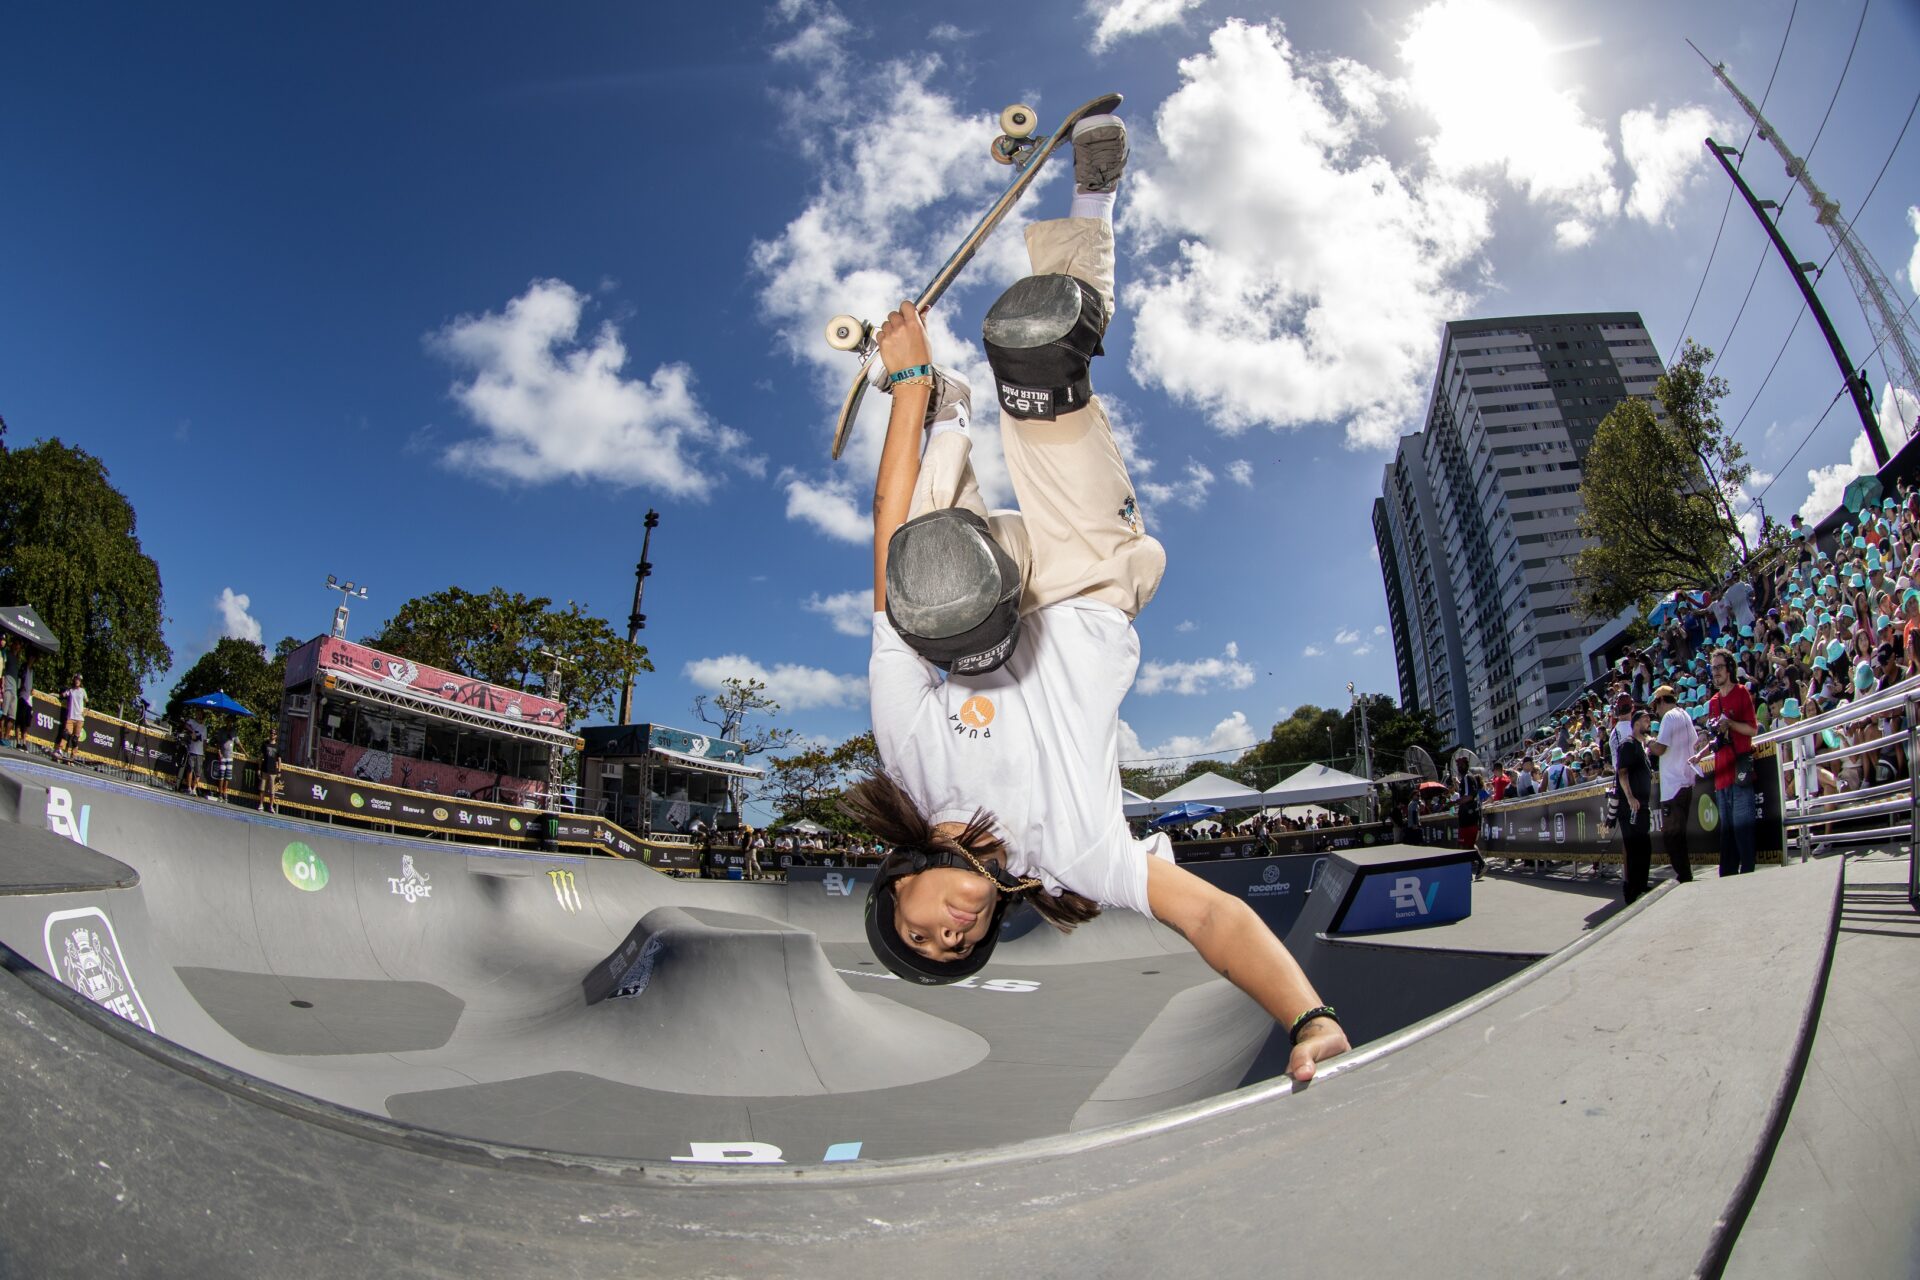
[581,905,987,1094]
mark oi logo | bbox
[282,842,330,892]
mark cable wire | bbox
[1706,0,1867,379]
[1727,84,1916,444]
[1741,386,1848,513]
[1667,1,1799,367]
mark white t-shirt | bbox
[869,600,1172,917]
[1722,580,1755,627]
[1654,707,1701,803]
[64,686,85,721]
[187,719,207,757]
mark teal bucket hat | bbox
[1781,698,1802,720]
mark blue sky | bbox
[6,0,1919,804]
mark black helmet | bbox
[864,847,1030,985]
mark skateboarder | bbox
[851,114,1348,1083]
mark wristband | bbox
[1290,1005,1338,1044]
[887,364,935,387]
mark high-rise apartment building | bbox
[1374,312,1664,757]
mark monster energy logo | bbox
[549,869,582,913]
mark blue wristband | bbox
[888,364,935,386]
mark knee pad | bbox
[983,274,1108,422]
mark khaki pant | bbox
[908,217,1165,619]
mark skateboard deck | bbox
[827,91,1123,459]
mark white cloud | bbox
[1125,21,1491,449]
[1118,711,1258,765]
[1136,641,1256,695]
[430,279,750,496]
[215,588,261,644]
[1400,0,1621,224]
[1141,459,1216,509]
[1227,459,1254,487]
[1908,206,1920,294]
[752,3,1034,537]
[1086,0,1206,51]
[1175,619,1198,633]
[803,588,872,636]
[1797,385,1920,524]
[1373,624,1387,635]
[1334,627,1361,645]
[1554,219,1594,248]
[1303,644,1326,657]
[683,653,866,710]
[1353,643,1374,656]
[782,471,868,543]
[1620,104,1728,225]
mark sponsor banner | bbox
[578,722,748,765]
[1187,852,1326,936]
[314,737,546,807]
[294,635,567,727]
[1333,861,1473,933]
[20,693,188,781]
[284,764,544,842]
[1172,822,1396,864]
[1480,753,1785,861]
[788,865,880,896]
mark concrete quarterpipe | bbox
[0,754,1887,1276]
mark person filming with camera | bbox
[1690,647,1760,875]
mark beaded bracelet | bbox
[1290,1004,1338,1043]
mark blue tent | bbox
[1149,802,1226,827]
[182,691,254,717]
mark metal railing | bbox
[1756,671,1920,911]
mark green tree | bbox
[1572,340,1749,619]
[759,731,876,830]
[364,586,650,727]
[691,676,797,760]
[0,437,171,710]
[165,636,301,755]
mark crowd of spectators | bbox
[1460,479,1920,898]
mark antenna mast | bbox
[1693,42,1920,443]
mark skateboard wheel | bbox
[990,135,1020,165]
[1000,104,1037,139]
[825,314,867,352]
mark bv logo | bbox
[45,787,90,846]
[1389,875,1439,917]
[822,872,855,897]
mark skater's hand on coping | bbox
[1287,1019,1350,1085]
[876,301,931,377]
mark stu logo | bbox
[45,787,90,846]
[1389,875,1439,917]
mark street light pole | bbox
[617,510,659,726]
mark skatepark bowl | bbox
[1,755,1914,1277]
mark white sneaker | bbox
[1071,114,1128,193]
[924,365,972,433]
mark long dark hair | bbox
[838,773,1100,933]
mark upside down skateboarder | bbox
[850,112,1349,1082]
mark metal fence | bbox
[1757,671,1920,911]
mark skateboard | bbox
[823,92,1123,459]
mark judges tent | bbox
[1262,763,1375,807]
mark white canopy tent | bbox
[1237,803,1336,828]
[1121,770,1272,819]
[1262,763,1375,807]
